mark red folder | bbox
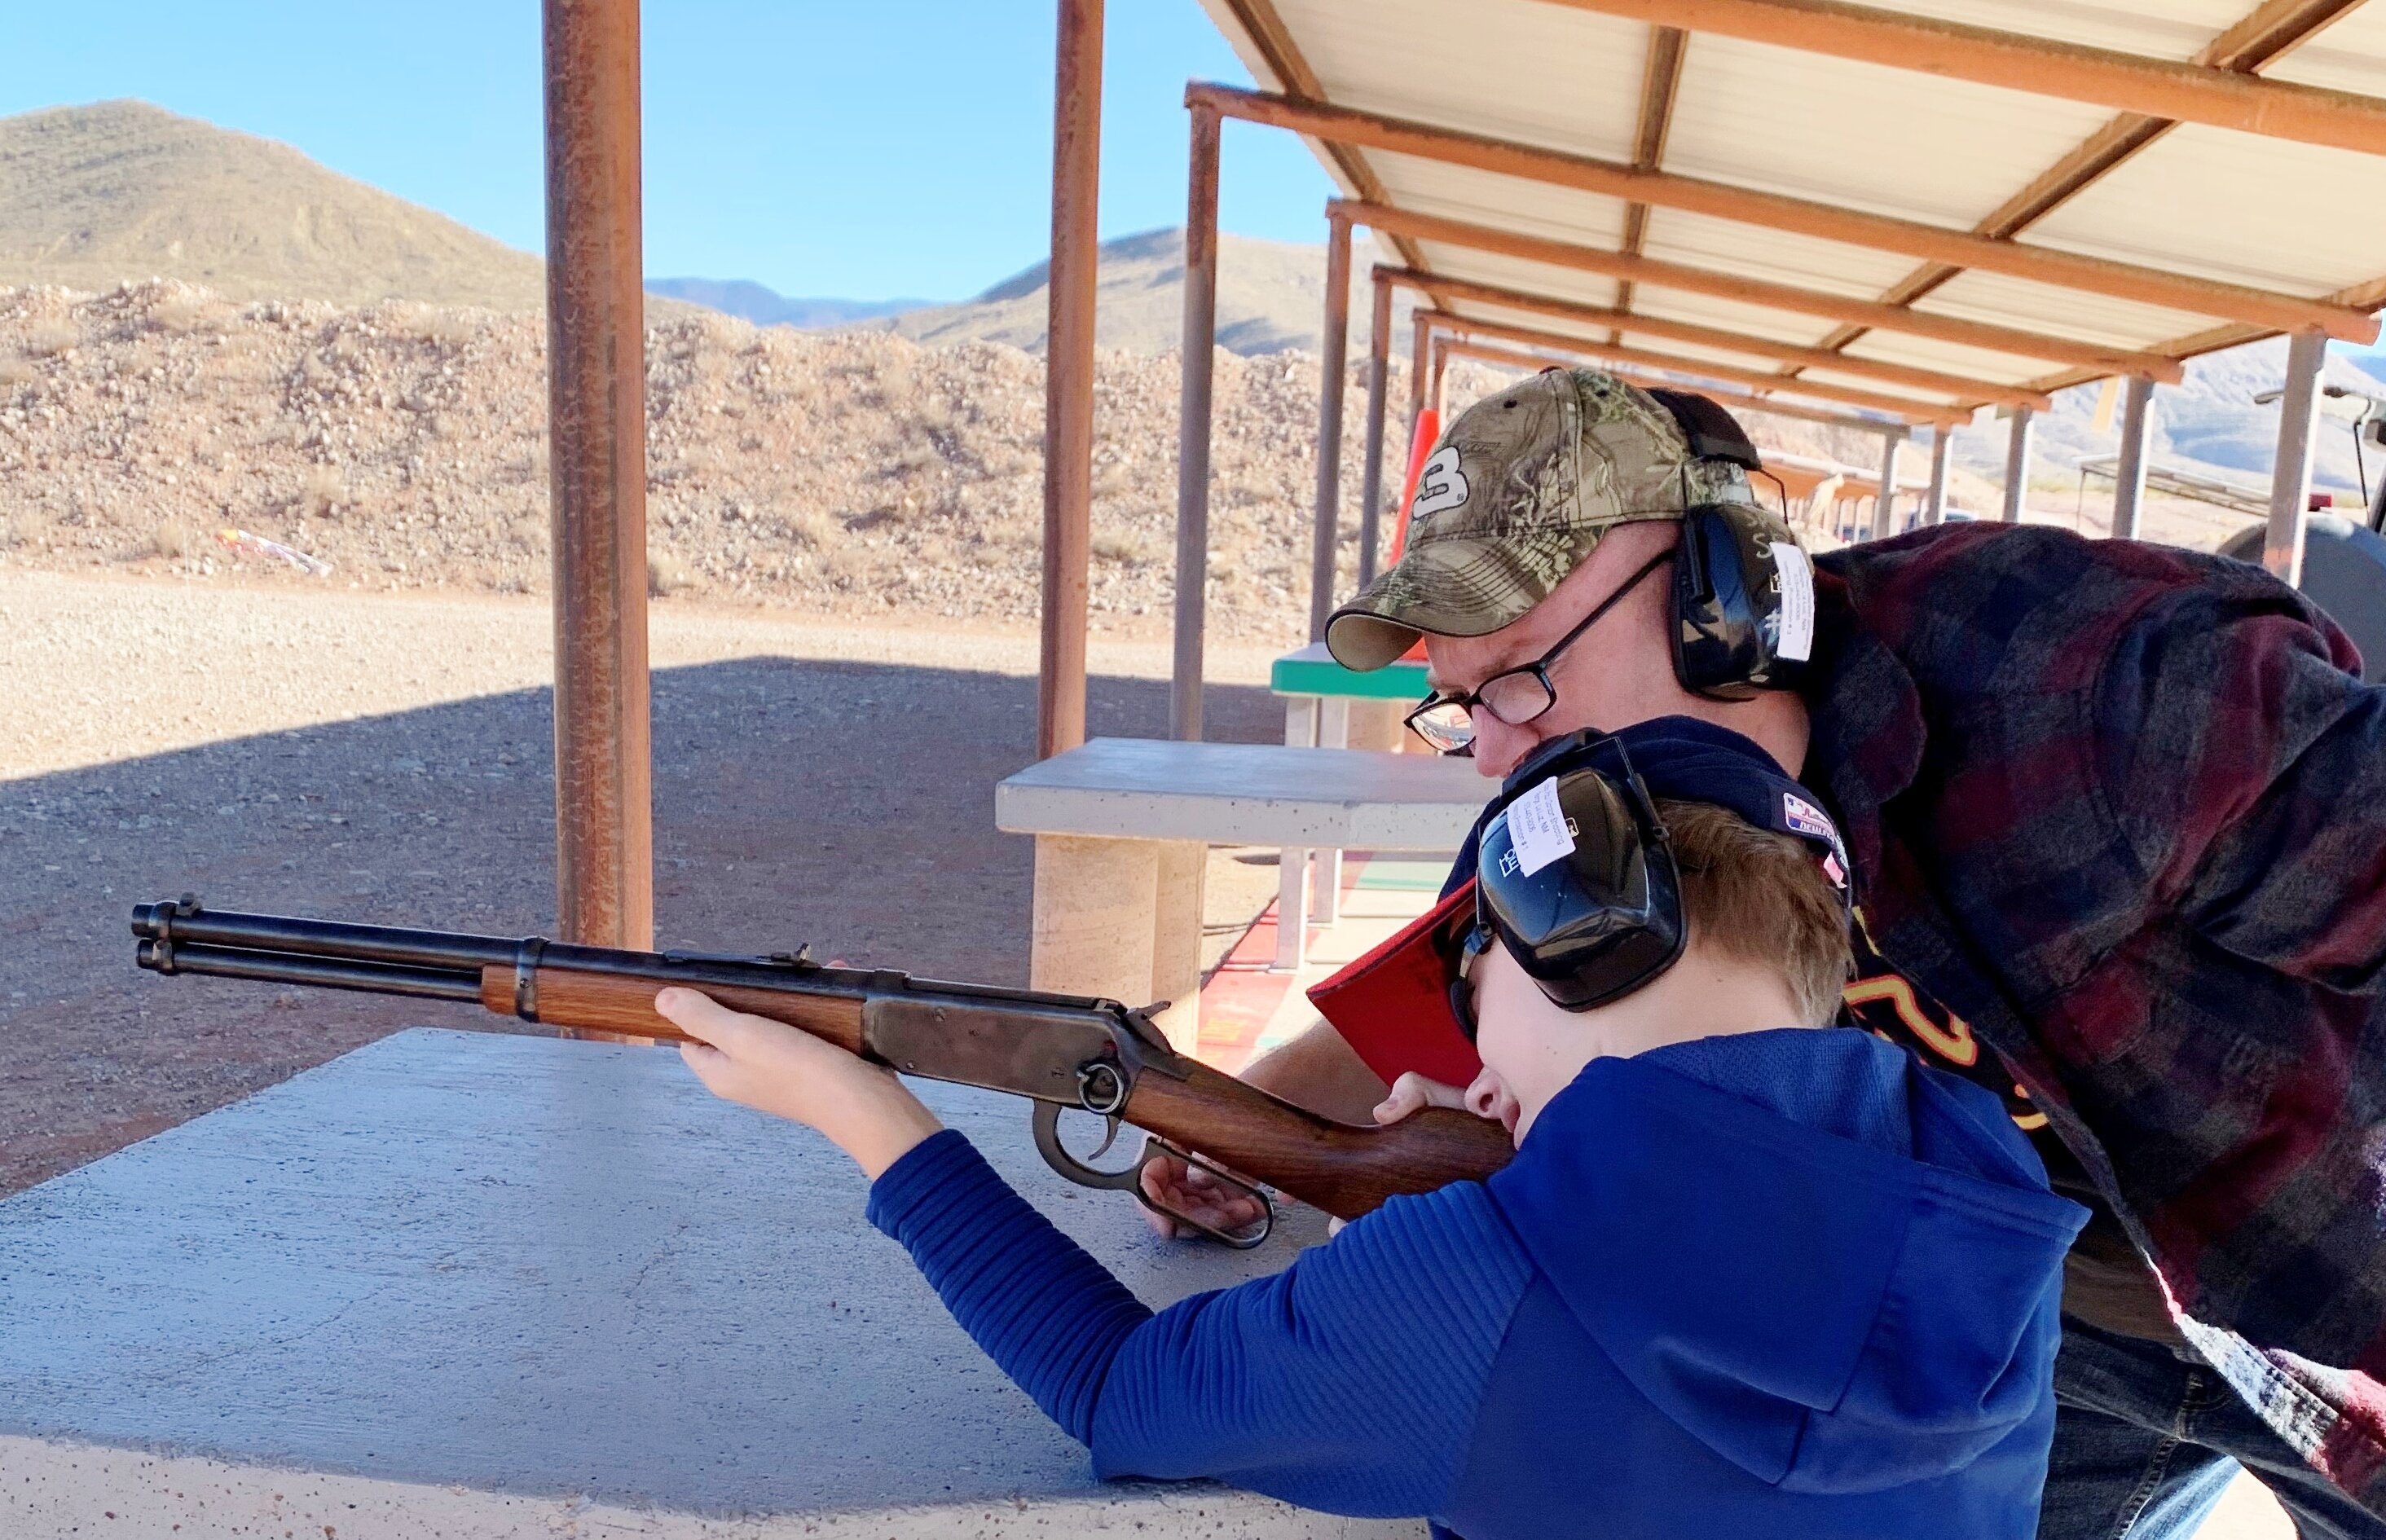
[1305,880,1483,1090]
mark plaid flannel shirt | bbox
[1807,523,2386,1511]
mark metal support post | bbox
[1358,271,1393,587]
[2001,406,2035,524]
[1038,0,1102,759]
[1170,103,1219,741]
[2111,375,2155,540]
[2265,328,2327,587]
[1923,427,1952,526]
[1870,433,1903,540]
[1411,310,1431,420]
[544,0,652,952]
[1309,212,1353,640]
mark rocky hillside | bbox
[859,227,1415,358]
[0,279,1456,645]
[0,102,546,311]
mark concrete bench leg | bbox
[1029,834,1206,1054]
[1276,696,1319,973]
[1314,699,1349,928]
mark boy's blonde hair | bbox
[1653,799,1852,1027]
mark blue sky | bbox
[2,1,1336,302]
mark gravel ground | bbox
[0,569,1288,1196]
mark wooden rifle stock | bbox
[491,962,1513,1222]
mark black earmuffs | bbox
[1642,389,1819,702]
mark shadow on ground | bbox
[0,661,1279,1195]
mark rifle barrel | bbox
[130,902,518,972]
[137,939,486,1002]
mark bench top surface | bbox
[1270,641,1429,702]
[1002,737,1483,806]
[0,1027,1332,1519]
[996,737,1488,847]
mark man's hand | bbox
[1134,1023,1392,1240]
[1371,1071,1473,1125]
[1137,1156,1272,1241]
[659,987,944,1179]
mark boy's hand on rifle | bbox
[1138,1157,1270,1241]
[659,987,944,1178]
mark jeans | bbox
[2041,1318,2386,1539]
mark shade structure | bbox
[1191,0,2386,423]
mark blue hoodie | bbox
[867,1028,2087,1539]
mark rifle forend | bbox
[132,897,1515,1245]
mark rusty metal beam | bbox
[1194,83,2379,340]
[1433,311,1970,421]
[1358,271,1394,587]
[1438,332,1927,433]
[1340,200,2187,380]
[544,0,652,953]
[1613,24,1688,331]
[1533,0,2386,157]
[1040,0,1101,759]
[1172,101,1219,743]
[1310,212,1354,640]
[1380,264,2051,407]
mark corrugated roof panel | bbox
[1618,287,1862,351]
[1831,327,2084,388]
[1849,0,2246,59]
[1269,0,1648,159]
[1665,36,2122,228]
[1411,242,1627,313]
[1363,150,1635,246]
[2261,9,2386,95]
[2023,126,2386,297]
[1910,268,2218,350]
[1639,206,1922,299]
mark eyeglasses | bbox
[1404,549,1675,754]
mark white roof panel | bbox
[1199,0,2386,393]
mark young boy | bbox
[658,716,2085,1539]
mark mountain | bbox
[0,100,545,310]
[643,278,926,330]
[868,226,1420,357]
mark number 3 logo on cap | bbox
[1413,447,1470,518]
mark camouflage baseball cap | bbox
[1326,367,1757,671]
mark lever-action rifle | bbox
[131,897,1513,1247]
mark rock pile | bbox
[0,279,1464,645]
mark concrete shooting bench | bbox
[1270,643,1435,966]
[996,737,1486,1034]
[0,1027,1416,1539]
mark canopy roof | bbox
[1195,0,2386,426]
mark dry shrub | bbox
[149,293,224,336]
[648,549,693,596]
[0,357,34,389]
[302,465,346,518]
[390,306,481,347]
[147,521,195,560]
[786,509,837,548]
[1092,532,1151,565]
[0,513,21,549]
[21,319,77,358]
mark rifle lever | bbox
[1029,1102,1273,1250]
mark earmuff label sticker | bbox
[1506,777,1577,878]
[1767,541,1816,662]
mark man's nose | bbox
[1468,713,1543,780]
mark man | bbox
[1151,367,2386,1537]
